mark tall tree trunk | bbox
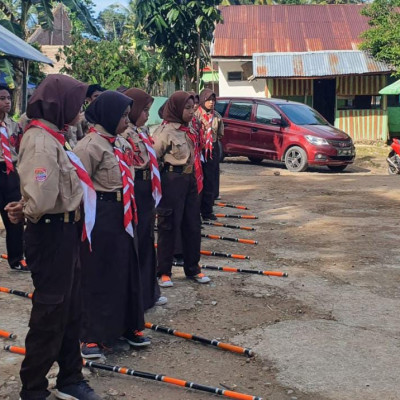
[196,26,201,94]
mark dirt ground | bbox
[1,144,399,400]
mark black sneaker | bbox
[55,380,101,400]
[120,330,151,347]
[80,343,103,359]
[202,214,217,221]
[10,260,29,272]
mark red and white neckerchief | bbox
[93,128,138,237]
[136,127,162,206]
[198,106,214,160]
[26,120,96,248]
[179,124,203,193]
[0,121,15,174]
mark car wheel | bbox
[328,165,347,172]
[284,146,308,172]
[387,150,400,175]
[248,157,263,164]
[218,141,225,163]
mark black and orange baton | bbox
[4,346,263,400]
[145,322,254,357]
[215,214,258,220]
[202,221,256,231]
[0,287,33,299]
[4,345,26,355]
[202,233,258,245]
[0,330,17,339]
[155,245,250,260]
[215,202,249,210]
[173,262,288,277]
[200,250,250,260]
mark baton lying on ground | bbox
[0,286,33,299]
[215,202,249,210]
[145,322,254,357]
[4,346,263,400]
[173,262,288,277]
[0,330,17,339]
[215,214,258,220]
[155,245,250,260]
[202,221,256,231]
[201,233,258,245]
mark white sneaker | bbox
[189,273,211,284]
[158,275,173,287]
[155,296,168,306]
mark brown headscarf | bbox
[124,88,154,125]
[199,88,216,108]
[162,91,194,124]
[188,91,200,104]
[85,91,133,136]
[27,74,88,129]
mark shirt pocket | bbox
[100,157,122,186]
[59,166,79,199]
[170,136,188,160]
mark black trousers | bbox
[157,171,201,277]
[0,163,24,267]
[201,143,220,216]
[20,221,83,400]
[135,178,160,311]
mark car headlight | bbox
[305,135,329,146]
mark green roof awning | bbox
[379,79,400,95]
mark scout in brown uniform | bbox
[123,88,167,309]
[17,75,101,400]
[0,85,26,271]
[74,91,148,359]
[153,91,210,287]
[196,89,224,220]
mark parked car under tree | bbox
[216,97,356,172]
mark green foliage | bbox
[58,32,146,90]
[134,0,223,89]
[360,0,400,76]
[97,4,128,39]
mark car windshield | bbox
[277,104,328,126]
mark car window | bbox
[227,102,252,121]
[277,104,328,125]
[215,101,229,116]
[255,104,281,125]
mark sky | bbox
[93,0,129,15]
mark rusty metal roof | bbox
[252,51,392,78]
[212,5,370,58]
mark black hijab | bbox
[85,91,133,135]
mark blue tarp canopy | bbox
[0,24,53,64]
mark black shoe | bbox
[10,260,30,272]
[80,342,103,359]
[202,214,217,221]
[55,380,101,400]
[120,330,151,347]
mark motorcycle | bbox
[387,138,400,174]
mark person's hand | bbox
[4,200,24,224]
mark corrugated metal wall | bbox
[335,110,388,141]
[337,75,386,95]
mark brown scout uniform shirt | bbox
[195,109,224,143]
[73,124,135,192]
[18,119,83,223]
[153,122,194,167]
[1,114,20,163]
[122,123,150,170]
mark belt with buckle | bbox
[96,191,122,202]
[164,164,193,174]
[135,169,151,181]
[38,211,79,224]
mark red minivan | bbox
[216,97,355,172]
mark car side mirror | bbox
[271,117,288,127]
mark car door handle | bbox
[252,128,258,132]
